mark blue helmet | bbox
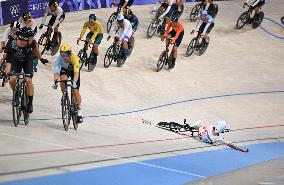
[89,14,96,21]
[200,10,208,15]
[214,120,227,133]
[171,16,179,23]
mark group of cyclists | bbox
[0,0,266,149]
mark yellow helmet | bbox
[60,44,72,53]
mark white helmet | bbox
[215,120,227,133]
[117,13,124,21]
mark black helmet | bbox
[10,21,21,29]
[89,14,96,21]
[49,0,59,7]
[22,12,32,21]
[16,27,34,41]
[171,16,179,23]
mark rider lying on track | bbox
[7,27,37,113]
[190,120,249,152]
[77,14,104,67]
[191,10,214,43]
[244,0,265,21]
[39,0,65,46]
[161,15,184,69]
[53,44,83,123]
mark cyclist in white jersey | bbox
[244,0,265,20]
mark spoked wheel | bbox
[104,45,115,68]
[252,11,264,29]
[236,11,249,29]
[12,90,21,127]
[281,16,284,25]
[87,53,97,72]
[185,37,197,57]
[146,18,159,38]
[156,51,166,72]
[190,4,201,22]
[198,39,209,56]
[39,33,48,56]
[71,96,78,130]
[107,13,117,33]
[78,49,88,70]
[61,93,71,131]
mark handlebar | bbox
[54,79,73,85]
[7,72,25,78]
[77,39,93,48]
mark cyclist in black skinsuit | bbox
[111,0,134,10]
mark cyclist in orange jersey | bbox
[161,15,184,69]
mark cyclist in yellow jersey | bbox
[77,14,103,66]
[53,44,83,123]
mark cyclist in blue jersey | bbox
[124,8,139,47]
[191,10,214,43]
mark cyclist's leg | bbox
[69,71,83,122]
[47,15,56,39]
[9,59,22,90]
[198,23,206,43]
[203,23,214,42]
[92,33,103,64]
[59,70,69,92]
[23,55,34,113]
[254,1,265,18]
[171,30,184,68]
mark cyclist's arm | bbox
[2,27,11,45]
[163,22,172,37]
[71,54,80,83]
[193,20,201,31]
[52,8,64,29]
[90,25,102,41]
[202,22,211,34]
[160,5,171,18]
[251,0,260,7]
[245,0,250,3]
[79,22,88,39]
[41,7,50,25]
[53,56,62,81]
[121,0,129,9]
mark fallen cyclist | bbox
[157,119,249,152]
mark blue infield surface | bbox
[1,142,284,185]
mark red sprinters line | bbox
[0,124,283,157]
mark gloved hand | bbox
[40,58,49,64]
[158,16,164,22]
[107,35,111,41]
[77,38,81,44]
[39,24,44,29]
[191,30,195,34]
[72,81,77,89]
[161,36,165,42]
[52,83,58,89]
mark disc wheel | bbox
[198,39,209,56]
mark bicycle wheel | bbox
[190,4,201,22]
[39,33,48,55]
[185,37,197,57]
[156,51,166,72]
[78,49,88,70]
[198,39,209,56]
[87,53,97,72]
[252,11,264,29]
[146,18,158,38]
[22,85,29,125]
[71,95,78,130]
[107,13,117,33]
[281,16,284,25]
[12,89,21,127]
[104,45,114,68]
[236,11,249,29]
[117,47,126,67]
[61,92,71,131]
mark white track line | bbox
[0,132,206,179]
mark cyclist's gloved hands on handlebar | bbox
[39,24,44,29]
[52,83,58,90]
[72,81,77,89]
